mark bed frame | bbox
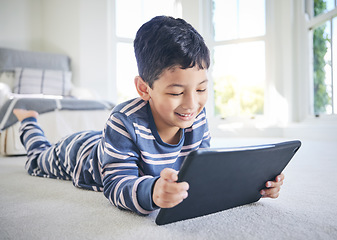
[0,47,113,155]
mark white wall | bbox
[0,0,111,100]
[0,0,42,50]
[1,0,336,140]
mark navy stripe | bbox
[20,98,210,215]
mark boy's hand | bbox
[153,168,189,208]
[260,173,285,198]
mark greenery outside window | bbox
[310,0,337,115]
[211,0,266,119]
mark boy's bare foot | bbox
[13,109,39,122]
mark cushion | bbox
[13,68,72,96]
[0,82,11,106]
[0,71,15,90]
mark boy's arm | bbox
[102,160,159,215]
[100,113,160,215]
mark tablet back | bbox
[155,140,301,225]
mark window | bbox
[113,0,181,103]
[309,0,337,115]
[211,0,266,119]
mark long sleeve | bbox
[101,112,159,215]
[99,98,210,215]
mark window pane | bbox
[313,21,332,114]
[116,0,179,39]
[212,0,265,41]
[212,0,238,41]
[333,17,337,114]
[213,41,265,118]
[314,0,335,17]
[116,43,139,102]
[116,0,142,39]
[238,0,265,38]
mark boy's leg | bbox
[14,109,71,179]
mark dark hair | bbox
[134,16,210,88]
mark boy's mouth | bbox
[176,112,195,120]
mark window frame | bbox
[307,0,337,116]
[203,0,271,123]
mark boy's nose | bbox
[182,93,197,110]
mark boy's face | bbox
[147,66,208,137]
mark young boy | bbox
[13,16,284,216]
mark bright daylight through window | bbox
[211,0,266,119]
[311,0,337,115]
[115,0,181,103]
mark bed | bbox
[0,47,114,155]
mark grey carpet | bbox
[1,138,336,240]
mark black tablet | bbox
[155,140,301,225]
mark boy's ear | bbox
[134,76,151,101]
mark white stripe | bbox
[103,169,129,177]
[23,128,42,143]
[64,132,87,174]
[88,159,94,180]
[73,150,91,186]
[125,101,146,116]
[118,191,131,210]
[73,135,101,185]
[111,175,132,181]
[177,151,191,157]
[141,155,178,165]
[135,130,155,140]
[110,115,123,126]
[25,136,46,150]
[133,123,152,133]
[132,176,153,215]
[106,120,131,139]
[105,142,135,157]
[112,176,137,207]
[185,128,193,133]
[120,98,142,113]
[181,140,202,150]
[191,118,206,130]
[195,112,206,121]
[140,150,180,159]
[185,113,206,133]
[104,146,131,160]
[104,162,137,168]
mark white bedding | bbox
[0,48,115,156]
[0,109,111,155]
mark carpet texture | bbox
[0,138,336,240]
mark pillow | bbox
[0,71,15,90]
[13,68,72,96]
[0,82,11,107]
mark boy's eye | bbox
[197,89,207,93]
[169,92,183,96]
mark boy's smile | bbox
[144,66,208,144]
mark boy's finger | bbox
[276,173,285,182]
[261,185,281,196]
[161,180,189,194]
[160,168,178,182]
[265,180,283,188]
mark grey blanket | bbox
[0,97,114,130]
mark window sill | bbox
[209,116,337,141]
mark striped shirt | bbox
[24,97,210,215]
